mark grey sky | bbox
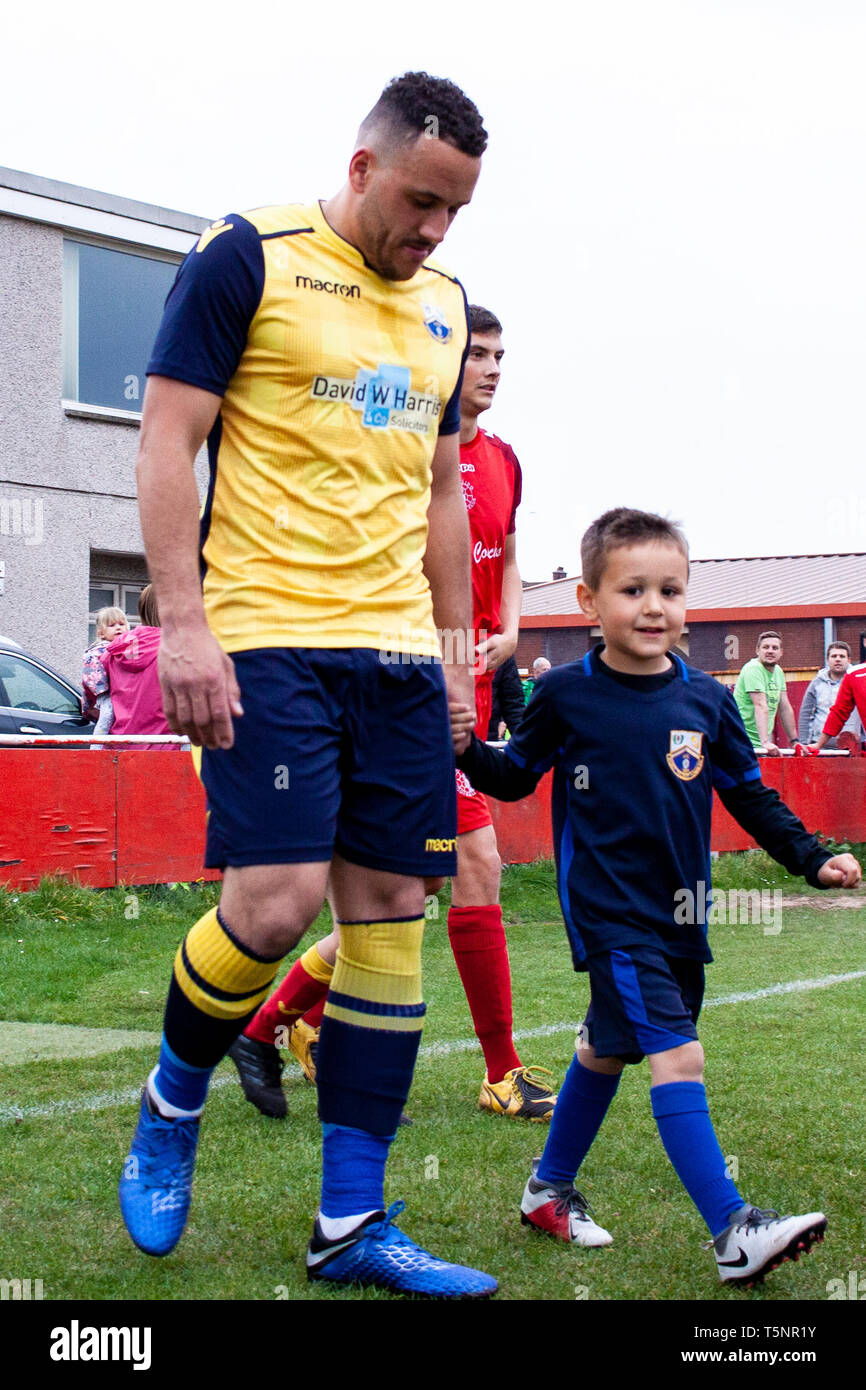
[5,0,864,581]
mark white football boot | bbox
[708,1203,827,1286]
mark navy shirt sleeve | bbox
[709,682,832,886]
[457,671,561,800]
[147,215,265,397]
[504,674,561,777]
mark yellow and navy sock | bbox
[651,1081,745,1237]
[156,906,284,1112]
[317,916,424,1218]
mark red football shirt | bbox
[460,428,522,712]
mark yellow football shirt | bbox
[148,201,469,656]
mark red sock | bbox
[303,997,326,1028]
[245,945,332,1046]
[447,904,521,1084]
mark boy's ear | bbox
[577,582,597,622]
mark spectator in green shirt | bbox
[733,631,798,755]
[522,656,551,704]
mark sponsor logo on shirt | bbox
[422,303,452,342]
[310,366,440,434]
[666,730,704,781]
[473,541,503,563]
[459,462,475,472]
[295,275,361,298]
[425,837,457,852]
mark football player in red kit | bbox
[229,306,557,1121]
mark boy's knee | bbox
[649,1039,705,1085]
[576,1038,625,1076]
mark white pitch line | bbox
[702,969,866,1008]
[0,969,863,1124]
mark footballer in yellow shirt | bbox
[122,71,498,1300]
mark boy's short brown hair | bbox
[580,508,689,590]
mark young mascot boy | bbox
[452,507,861,1287]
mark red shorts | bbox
[456,676,494,836]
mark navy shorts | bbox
[581,946,705,1065]
[201,648,458,877]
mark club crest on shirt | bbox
[422,303,452,342]
[666,730,704,781]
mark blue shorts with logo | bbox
[581,945,704,1065]
[201,648,458,877]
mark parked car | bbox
[0,636,94,737]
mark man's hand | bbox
[158,624,244,749]
[476,629,517,673]
[444,665,475,753]
[817,854,862,888]
[448,698,475,752]
[761,742,781,756]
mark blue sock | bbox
[321,1123,393,1218]
[651,1081,744,1237]
[537,1057,620,1187]
[153,1035,213,1113]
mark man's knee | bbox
[220,862,329,957]
[452,826,501,905]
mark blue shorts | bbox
[201,649,458,877]
[582,946,704,1065]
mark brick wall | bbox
[518,616,866,677]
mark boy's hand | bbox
[817,854,862,888]
[449,699,475,753]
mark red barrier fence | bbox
[1,749,864,891]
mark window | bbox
[63,240,179,414]
[0,654,81,718]
[88,582,146,644]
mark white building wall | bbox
[0,187,208,684]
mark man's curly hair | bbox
[360,72,487,157]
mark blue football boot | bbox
[118,1088,201,1256]
[306,1200,497,1298]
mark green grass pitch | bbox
[0,855,864,1303]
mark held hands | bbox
[817,854,862,889]
[447,696,476,755]
[158,625,243,749]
